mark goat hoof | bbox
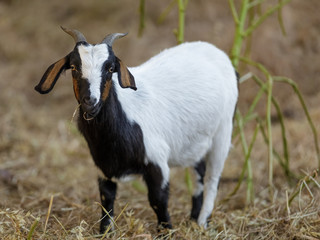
[99,220,113,235]
[157,222,172,231]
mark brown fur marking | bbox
[119,59,133,88]
[102,80,112,101]
[41,58,66,91]
[72,77,80,101]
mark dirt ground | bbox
[0,0,319,239]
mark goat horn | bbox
[61,26,87,43]
[101,33,128,47]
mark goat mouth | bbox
[83,112,95,121]
[81,102,102,121]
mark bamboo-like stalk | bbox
[185,168,193,195]
[229,0,249,68]
[228,0,255,204]
[274,76,320,166]
[221,112,258,204]
[238,111,254,204]
[177,0,188,44]
[158,0,177,24]
[138,0,146,37]
[266,74,274,198]
[258,118,286,170]
[237,57,275,198]
[243,84,265,124]
[277,0,287,35]
[232,85,264,138]
[174,0,193,194]
[238,112,253,201]
[228,1,291,199]
[239,58,293,183]
[253,76,291,179]
[244,0,291,37]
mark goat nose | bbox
[83,96,97,106]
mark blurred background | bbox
[0,0,319,238]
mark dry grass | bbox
[0,0,320,239]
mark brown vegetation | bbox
[0,0,319,239]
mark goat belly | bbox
[77,109,146,179]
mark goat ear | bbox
[35,54,70,94]
[115,57,137,90]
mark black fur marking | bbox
[233,70,240,121]
[191,160,206,220]
[235,70,240,83]
[191,194,203,221]
[78,85,146,178]
[144,163,172,229]
[100,46,116,80]
[98,177,117,233]
[194,160,206,183]
[70,45,82,70]
[77,85,173,229]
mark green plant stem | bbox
[177,0,187,44]
[277,0,287,35]
[158,0,177,24]
[228,0,254,203]
[244,0,291,37]
[243,83,265,124]
[27,218,39,240]
[138,0,146,37]
[237,112,249,203]
[288,170,319,205]
[228,0,239,24]
[222,111,258,204]
[238,110,254,204]
[230,0,249,68]
[257,118,285,169]
[176,0,192,194]
[246,124,259,204]
[253,76,291,180]
[238,57,275,195]
[185,168,193,195]
[266,74,274,198]
[274,76,320,166]
[247,0,265,9]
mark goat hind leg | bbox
[197,125,232,227]
[190,159,206,220]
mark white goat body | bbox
[116,41,238,225]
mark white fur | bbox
[113,41,238,226]
[78,44,110,105]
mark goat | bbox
[35,27,238,233]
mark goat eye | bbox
[71,65,76,71]
[108,66,114,73]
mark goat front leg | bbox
[144,163,172,229]
[98,177,117,234]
